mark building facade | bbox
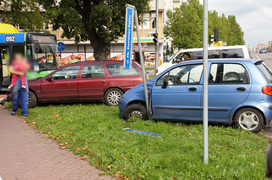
[49,0,165,63]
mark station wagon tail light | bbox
[262,86,272,96]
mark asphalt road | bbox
[250,52,272,137]
[251,52,272,68]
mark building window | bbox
[140,13,150,30]
[151,12,156,29]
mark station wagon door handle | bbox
[68,83,74,85]
[100,81,106,83]
[188,87,197,92]
[237,87,246,91]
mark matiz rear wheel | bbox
[234,108,264,133]
[104,88,123,106]
[125,104,147,120]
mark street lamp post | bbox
[203,0,209,164]
[155,0,159,75]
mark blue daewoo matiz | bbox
[119,59,272,133]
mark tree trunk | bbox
[86,29,110,60]
[92,41,110,60]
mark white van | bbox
[157,45,250,75]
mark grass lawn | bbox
[149,75,155,80]
[145,67,155,71]
[5,103,268,179]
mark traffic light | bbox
[209,35,214,44]
[214,28,219,42]
[153,33,158,43]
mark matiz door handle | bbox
[188,87,197,92]
[68,83,74,85]
[101,81,106,83]
[237,87,246,91]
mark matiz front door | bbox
[41,65,80,101]
[152,64,203,121]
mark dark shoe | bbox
[11,111,16,116]
[22,114,27,117]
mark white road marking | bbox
[252,53,261,60]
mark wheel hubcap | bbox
[130,111,143,119]
[238,111,259,131]
[107,91,121,105]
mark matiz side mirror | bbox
[46,77,52,82]
[162,77,168,89]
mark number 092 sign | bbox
[5,35,16,42]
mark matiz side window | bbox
[156,64,203,86]
[209,63,249,84]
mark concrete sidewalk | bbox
[0,107,113,180]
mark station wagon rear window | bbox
[106,64,141,76]
[221,49,244,58]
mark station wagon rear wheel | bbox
[234,108,264,133]
[125,104,147,120]
[104,88,123,106]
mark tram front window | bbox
[0,47,10,86]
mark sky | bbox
[204,0,272,49]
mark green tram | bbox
[0,33,58,91]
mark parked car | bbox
[119,59,272,133]
[157,45,250,75]
[259,48,267,54]
[28,60,144,108]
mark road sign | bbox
[124,5,134,70]
[57,42,65,52]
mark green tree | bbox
[39,0,150,60]
[170,43,174,54]
[164,0,245,48]
[227,15,245,45]
[164,0,203,49]
[0,0,46,32]
[166,42,171,55]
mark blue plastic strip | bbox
[123,128,161,137]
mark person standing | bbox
[266,139,272,179]
[9,55,30,116]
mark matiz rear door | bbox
[204,62,251,122]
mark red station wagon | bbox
[28,61,143,108]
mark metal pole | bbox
[203,0,209,164]
[134,9,150,119]
[155,0,159,75]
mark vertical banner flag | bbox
[124,5,134,69]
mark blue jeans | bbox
[12,77,29,116]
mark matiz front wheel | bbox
[125,104,148,120]
[234,107,264,133]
